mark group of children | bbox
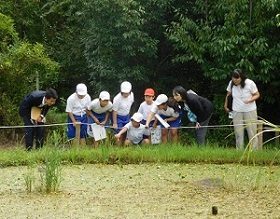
[65,81,184,146]
[18,80,213,150]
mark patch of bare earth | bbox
[0,164,279,218]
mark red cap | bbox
[144,88,155,96]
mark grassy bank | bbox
[0,144,279,167]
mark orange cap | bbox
[144,88,155,96]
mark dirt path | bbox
[0,164,280,218]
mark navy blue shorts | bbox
[67,115,88,139]
[114,114,130,133]
[159,115,181,128]
[88,112,107,124]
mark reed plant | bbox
[39,148,62,193]
[45,130,67,149]
[222,118,280,191]
[236,118,280,167]
[23,165,35,193]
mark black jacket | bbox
[183,93,213,123]
[19,91,50,118]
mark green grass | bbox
[23,165,35,193]
[0,143,280,167]
[40,148,62,193]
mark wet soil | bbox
[0,163,279,218]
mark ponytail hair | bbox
[167,97,181,112]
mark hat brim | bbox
[144,93,154,96]
[121,89,131,93]
[132,119,141,122]
[155,101,164,105]
[77,91,87,96]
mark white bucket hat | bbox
[120,81,132,93]
[76,83,87,96]
[154,94,168,105]
[131,112,143,123]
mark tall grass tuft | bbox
[22,153,37,193]
[46,130,66,148]
[249,118,280,150]
[39,148,62,193]
[23,165,35,193]
[236,118,280,165]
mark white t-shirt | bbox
[66,93,91,116]
[112,92,134,116]
[151,105,179,118]
[138,101,155,120]
[87,98,113,114]
[124,122,149,144]
[226,78,258,112]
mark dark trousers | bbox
[195,115,212,145]
[22,116,45,150]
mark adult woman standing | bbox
[224,69,260,150]
[173,86,213,145]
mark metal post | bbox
[275,131,279,145]
[74,122,81,145]
[257,121,263,149]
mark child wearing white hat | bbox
[112,81,134,142]
[115,112,150,146]
[87,91,113,146]
[66,83,91,144]
[145,94,181,143]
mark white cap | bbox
[120,81,132,93]
[99,91,110,100]
[154,94,168,105]
[131,112,143,123]
[76,83,87,96]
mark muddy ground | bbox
[0,163,280,218]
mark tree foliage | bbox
[80,0,174,94]
[0,13,59,125]
[166,0,280,102]
[0,0,280,128]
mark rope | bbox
[0,121,265,130]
